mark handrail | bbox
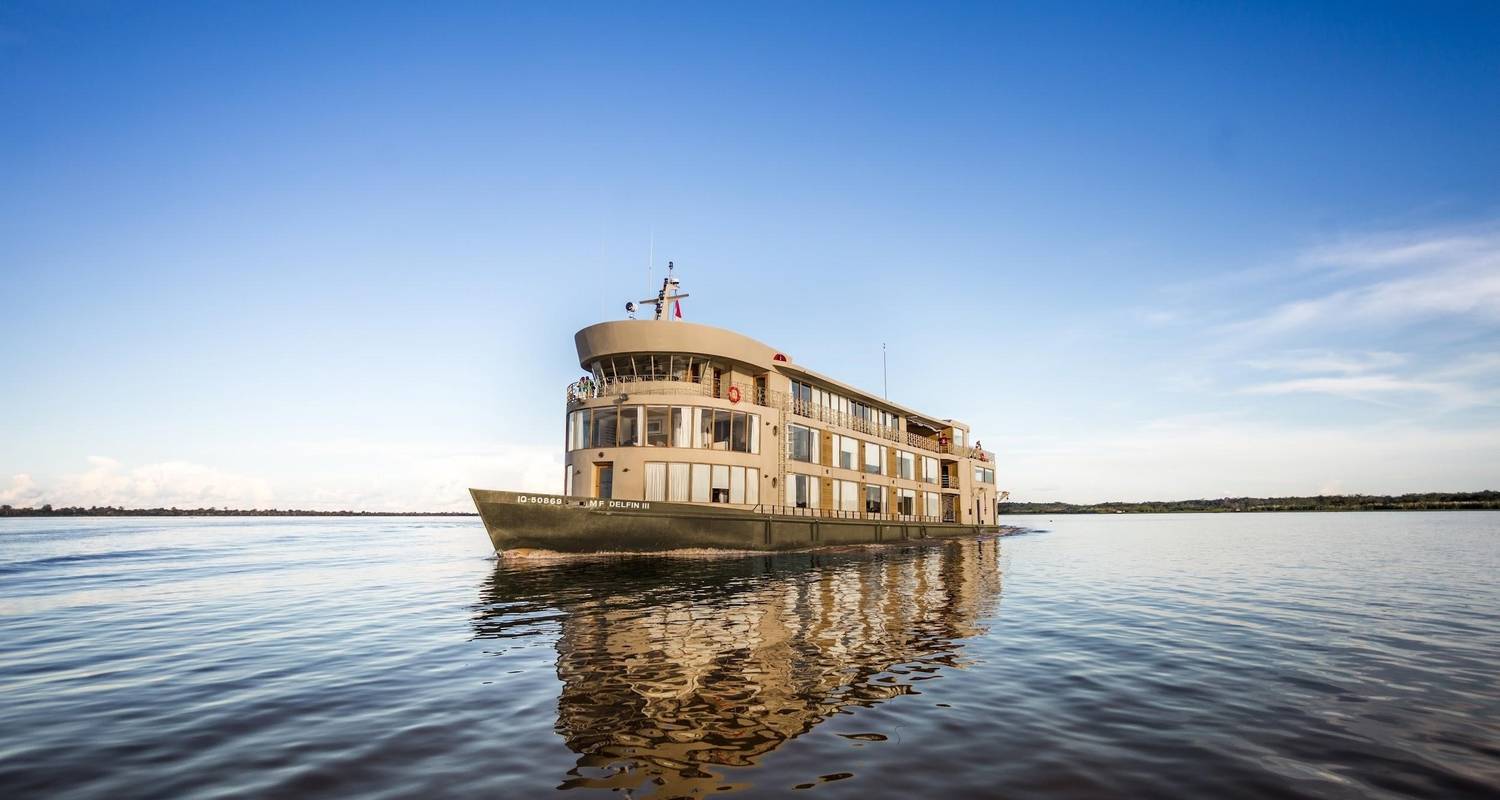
[750,503,943,523]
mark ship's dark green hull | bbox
[470,489,1001,553]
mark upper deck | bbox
[566,319,994,463]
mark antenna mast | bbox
[630,261,690,321]
[883,342,888,399]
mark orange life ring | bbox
[726,386,742,404]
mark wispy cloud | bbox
[1244,350,1407,375]
[1229,227,1500,336]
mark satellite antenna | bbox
[634,261,690,321]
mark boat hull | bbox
[470,489,1001,553]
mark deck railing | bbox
[565,375,995,462]
[751,504,944,524]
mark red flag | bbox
[674,300,683,319]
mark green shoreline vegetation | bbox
[1002,491,1500,514]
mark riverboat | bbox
[471,264,1003,553]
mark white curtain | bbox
[711,465,729,500]
[729,466,745,504]
[692,408,704,448]
[645,463,666,501]
[749,414,760,454]
[669,463,690,502]
[691,463,710,503]
[746,468,759,505]
[674,407,691,448]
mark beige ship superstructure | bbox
[471,264,1002,552]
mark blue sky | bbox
[2,1,1498,509]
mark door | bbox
[595,463,613,499]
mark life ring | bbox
[726,386,742,404]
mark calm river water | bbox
[1,513,1497,798]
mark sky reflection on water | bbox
[1,513,1498,798]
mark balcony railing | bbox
[751,504,945,524]
[565,375,995,462]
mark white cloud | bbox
[1232,228,1500,336]
[279,440,562,512]
[1244,350,1407,375]
[1238,374,1485,408]
[22,457,277,509]
[0,473,42,506]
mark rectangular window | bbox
[731,411,749,453]
[691,463,710,503]
[834,435,857,470]
[711,464,730,503]
[645,406,669,446]
[787,473,819,508]
[789,424,818,463]
[833,479,859,512]
[897,450,915,480]
[749,414,761,454]
[713,409,731,450]
[565,467,574,496]
[954,429,966,448]
[729,466,745,504]
[896,488,916,517]
[923,456,939,484]
[746,468,760,505]
[669,463,690,502]
[925,491,940,519]
[567,411,581,451]
[645,462,667,501]
[696,408,711,448]
[618,406,640,446]
[592,408,617,448]
[975,466,985,483]
[863,441,885,475]
[864,484,883,514]
[671,407,690,447]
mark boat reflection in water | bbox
[472,537,1004,795]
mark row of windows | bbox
[643,462,761,505]
[568,406,761,453]
[789,474,941,518]
[792,426,942,483]
[974,466,996,484]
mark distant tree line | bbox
[0,505,477,517]
[1001,491,1500,514]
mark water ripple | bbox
[1,513,1498,798]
